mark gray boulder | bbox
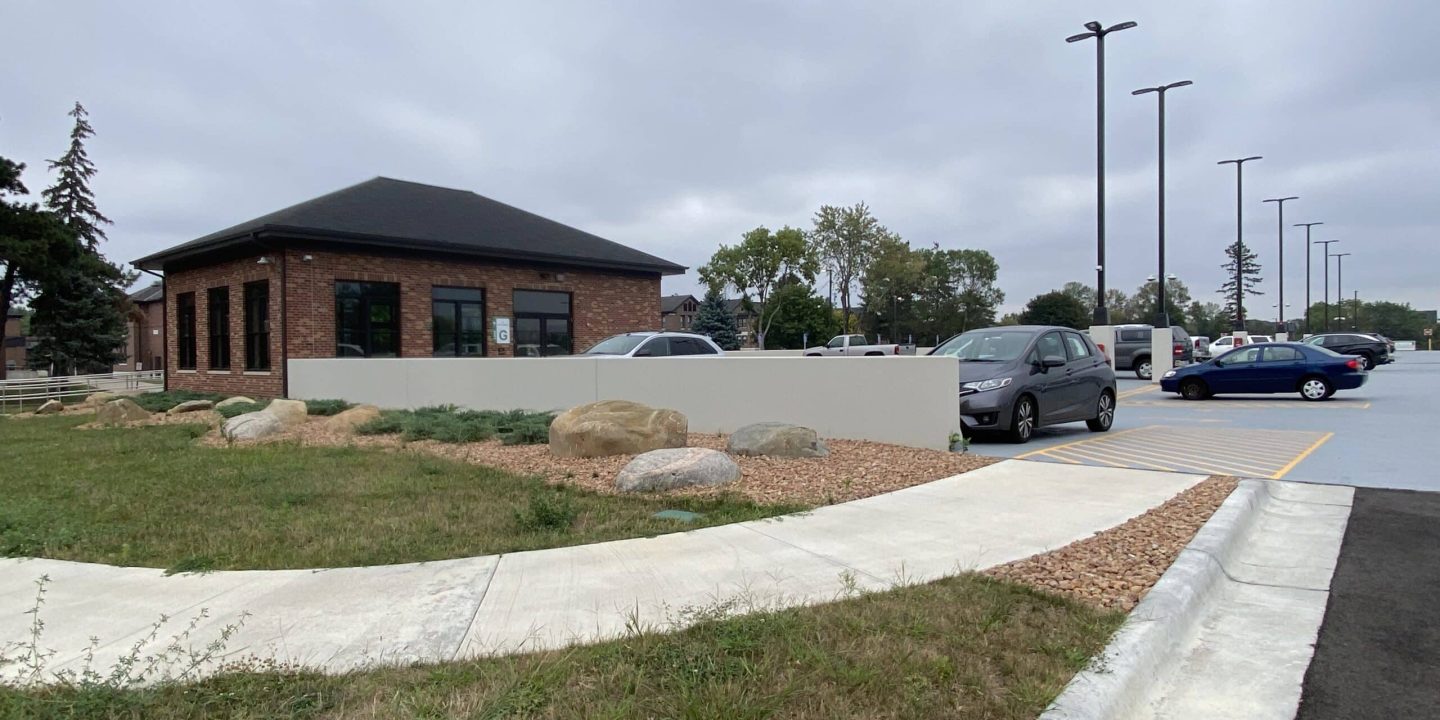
[549,400,687,458]
[615,448,741,492]
[167,399,214,414]
[726,422,830,458]
[221,411,285,441]
[96,398,151,425]
[215,396,257,409]
[83,391,117,407]
[35,399,65,415]
[265,399,308,426]
[325,404,381,433]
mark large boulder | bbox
[726,422,830,458]
[221,411,285,441]
[35,399,65,415]
[615,448,741,492]
[265,399,308,427]
[549,400,687,458]
[96,398,151,425]
[215,396,257,409]
[325,404,381,433]
[83,391,117,407]
[167,399,215,415]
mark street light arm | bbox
[1132,87,1159,95]
[1106,21,1138,32]
[1066,31,1097,43]
[1164,80,1194,90]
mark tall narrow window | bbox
[432,287,485,357]
[244,281,270,370]
[335,281,400,357]
[176,292,197,369]
[513,290,572,356]
[207,286,230,369]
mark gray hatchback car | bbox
[929,325,1118,443]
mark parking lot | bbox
[978,351,1440,491]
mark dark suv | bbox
[1113,324,1194,380]
[1301,333,1391,370]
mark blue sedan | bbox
[1159,342,1368,401]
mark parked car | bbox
[1362,333,1396,356]
[1160,342,1368,401]
[1192,336,1213,360]
[929,326,1117,443]
[1111,324,1193,380]
[580,331,724,357]
[1206,334,1272,357]
[1300,333,1390,369]
[804,334,916,356]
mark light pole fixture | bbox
[1294,221,1324,332]
[1262,196,1299,329]
[1332,252,1351,330]
[1218,156,1263,332]
[1133,79,1193,328]
[1315,239,1340,331]
[1068,19,1138,326]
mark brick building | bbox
[3,311,27,373]
[114,281,165,372]
[660,294,698,331]
[134,177,685,398]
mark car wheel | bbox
[1180,378,1208,401]
[1086,391,1115,432]
[1135,358,1153,380]
[1007,395,1036,444]
[1357,353,1373,371]
[1300,376,1332,401]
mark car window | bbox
[1171,326,1191,341]
[826,336,844,348]
[851,335,868,346]
[684,338,718,355]
[931,329,1033,361]
[1063,332,1092,361]
[637,338,670,357]
[1036,332,1065,360]
[1303,336,1323,345]
[1118,328,1147,342]
[1216,337,1232,347]
[1263,346,1302,362]
[1223,346,1263,364]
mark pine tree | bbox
[42,102,111,249]
[691,286,741,350]
[1217,242,1263,327]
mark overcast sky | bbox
[4,0,1436,315]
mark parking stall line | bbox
[1016,425,1331,479]
[1270,432,1335,480]
[1042,445,1180,472]
[1160,431,1321,456]
[1053,435,1283,476]
[1013,427,1147,461]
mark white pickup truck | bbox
[803,334,917,356]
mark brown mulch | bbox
[200,416,1000,507]
[983,476,1239,611]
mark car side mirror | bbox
[1042,355,1066,368]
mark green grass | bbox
[215,401,262,419]
[304,398,352,416]
[0,416,799,571]
[358,406,555,445]
[129,390,230,413]
[0,573,1122,719]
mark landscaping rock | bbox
[615,448,741,492]
[83,391,117,407]
[549,400,687,458]
[325,404,381,433]
[215,396,257,409]
[96,399,151,425]
[726,422,829,458]
[167,399,215,415]
[35,399,65,415]
[265,399,308,427]
[221,411,285,441]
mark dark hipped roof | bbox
[134,177,685,275]
[128,282,164,304]
[660,294,697,313]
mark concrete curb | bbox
[1039,478,1273,719]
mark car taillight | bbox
[1346,359,1360,370]
[894,345,900,355]
[1097,343,1107,360]
[1173,343,1183,356]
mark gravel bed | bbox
[984,476,1240,611]
[214,418,1000,507]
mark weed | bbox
[303,399,352,416]
[514,489,579,532]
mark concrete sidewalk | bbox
[0,460,1202,678]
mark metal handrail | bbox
[0,370,162,413]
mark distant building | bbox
[725,298,759,346]
[660,294,698,331]
[115,281,165,372]
[1420,309,1438,325]
[3,311,27,373]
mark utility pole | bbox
[1262,196,1298,332]
[1294,222,1324,333]
[1133,80,1193,327]
[1218,156,1263,332]
[1316,239,1340,331]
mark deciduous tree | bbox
[698,225,817,350]
[1019,291,1090,330]
[811,203,888,331]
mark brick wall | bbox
[114,301,164,372]
[163,247,662,397]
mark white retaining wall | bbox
[288,356,961,450]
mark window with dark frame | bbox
[336,281,400,358]
[244,281,270,370]
[512,289,572,357]
[432,287,486,357]
[207,287,230,369]
[176,292,197,369]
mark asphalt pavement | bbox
[1295,488,1440,719]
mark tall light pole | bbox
[1133,79,1193,327]
[1294,221,1324,333]
[1218,156,1263,332]
[1316,239,1340,331]
[1332,252,1351,328]
[1262,196,1299,331]
[1067,19,1137,326]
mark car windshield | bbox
[931,329,1032,362]
[582,334,649,355]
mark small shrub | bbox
[513,490,578,532]
[355,407,553,445]
[216,401,262,419]
[304,399,352,416]
[355,411,407,436]
[131,391,227,413]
